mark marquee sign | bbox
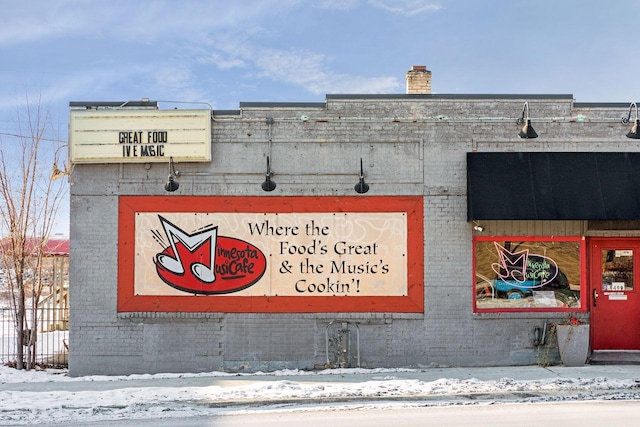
[118,196,424,313]
[69,109,211,163]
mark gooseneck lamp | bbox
[164,157,180,192]
[623,102,640,139]
[354,158,370,194]
[517,102,538,139]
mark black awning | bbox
[467,152,640,220]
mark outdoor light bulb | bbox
[165,176,179,192]
[261,177,276,192]
[354,177,369,194]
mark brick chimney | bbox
[406,65,432,94]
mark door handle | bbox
[593,288,599,307]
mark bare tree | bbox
[0,93,68,369]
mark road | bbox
[52,400,640,427]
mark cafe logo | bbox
[154,215,267,294]
[491,242,559,289]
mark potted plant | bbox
[554,316,590,367]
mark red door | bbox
[590,239,640,350]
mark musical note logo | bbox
[155,215,218,283]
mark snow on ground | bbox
[1,366,640,425]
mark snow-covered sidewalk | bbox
[1,365,640,425]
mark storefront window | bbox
[474,237,583,311]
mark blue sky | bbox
[3,0,640,116]
[2,0,640,234]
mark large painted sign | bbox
[118,196,424,313]
[69,109,211,163]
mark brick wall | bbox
[69,95,638,375]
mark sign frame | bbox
[69,109,211,163]
[117,196,424,313]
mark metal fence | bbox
[0,306,68,368]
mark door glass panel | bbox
[602,249,633,291]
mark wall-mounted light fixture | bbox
[261,156,276,192]
[164,157,180,192]
[50,162,69,180]
[354,158,370,194]
[473,221,484,232]
[261,117,276,192]
[50,144,71,180]
[517,102,538,139]
[622,102,640,139]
